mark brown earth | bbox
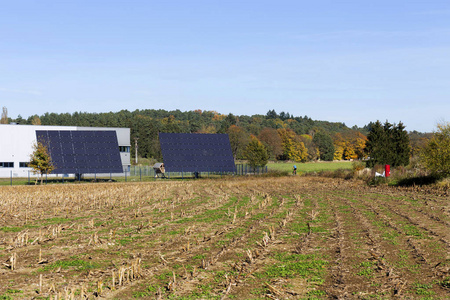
[0,176,449,299]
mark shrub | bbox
[352,161,366,172]
[420,122,450,177]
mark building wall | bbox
[0,124,130,178]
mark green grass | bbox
[38,259,101,272]
[414,283,435,296]
[0,226,23,233]
[267,161,353,173]
[356,261,376,278]
[256,252,328,279]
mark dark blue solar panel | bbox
[36,130,123,174]
[159,133,236,173]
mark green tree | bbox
[244,136,269,169]
[227,125,250,160]
[420,122,450,176]
[365,120,410,168]
[217,113,237,133]
[392,122,410,167]
[365,120,386,167]
[313,132,335,161]
[29,142,55,184]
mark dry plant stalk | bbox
[167,271,176,291]
[6,253,18,271]
[307,210,319,221]
[258,232,270,248]
[112,271,116,290]
[246,249,254,264]
[184,226,192,235]
[80,285,85,298]
[159,253,168,265]
[97,280,103,295]
[118,267,124,286]
[269,226,275,240]
[201,259,209,269]
[265,283,282,296]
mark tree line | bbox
[7,109,369,162]
[4,108,421,166]
[8,105,448,179]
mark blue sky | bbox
[1,1,449,132]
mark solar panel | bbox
[36,130,123,174]
[159,133,236,173]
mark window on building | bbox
[0,162,14,168]
[20,162,29,168]
[119,146,130,153]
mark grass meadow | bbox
[267,161,353,174]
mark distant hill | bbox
[12,109,368,160]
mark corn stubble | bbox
[0,177,449,299]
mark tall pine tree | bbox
[365,120,410,168]
[392,122,410,167]
[313,132,335,161]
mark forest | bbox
[6,109,431,164]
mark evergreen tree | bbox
[365,120,384,167]
[313,132,335,161]
[392,122,410,167]
[217,113,237,134]
[382,121,394,165]
[265,109,278,119]
[365,120,410,167]
[244,136,269,169]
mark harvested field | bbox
[0,177,449,299]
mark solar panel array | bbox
[159,133,236,173]
[36,130,123,174]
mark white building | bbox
[0,124,131,178]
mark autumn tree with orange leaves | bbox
[333,130,367,160]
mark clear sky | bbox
[1,1,449,132]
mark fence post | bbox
[28,171,30,185]
[125,170,127,182]
[140,167,142,181]
[10,170,12,186]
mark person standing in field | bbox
[293,165,297,175]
